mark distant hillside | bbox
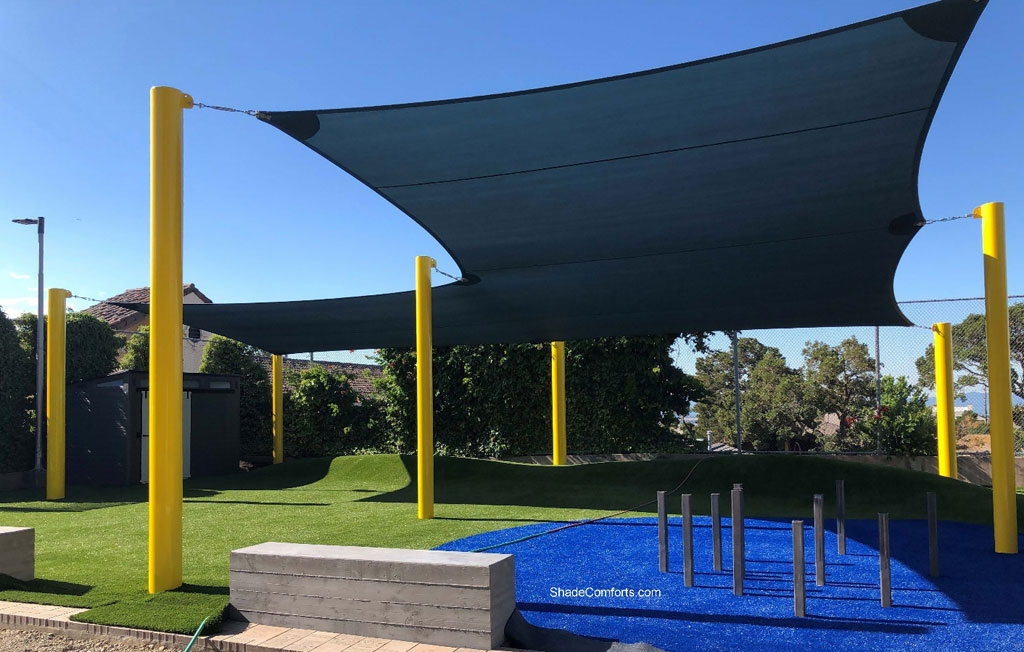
[928,391,1023,414]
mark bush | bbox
[14,312,123,383]
[877,375,936,456]
[284,365,362,457]
[66,313,123,382]
[119,326,149,372]
[0,308,33,472]
[198,335,271,457]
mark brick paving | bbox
[0,601,521,652]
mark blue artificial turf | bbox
[438,517,1024,651]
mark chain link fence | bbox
[672,296,1024,455]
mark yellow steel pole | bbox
[416,256,436,519]
[149,86,191,593]
[272,354,284,464]
[551,342,567,466]
[933,323,957,479]
[45,288,71,500]
[975,201,1017,554]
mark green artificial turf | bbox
[0,454,1020,634]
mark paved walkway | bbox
[0,601,519,652]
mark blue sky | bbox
[1,0,1021,370]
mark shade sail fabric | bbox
[131,0,986,354]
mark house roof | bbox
[255,356,382,396]
[83,284,211,328]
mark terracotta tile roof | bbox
[81,284,211,328]
[255,356,382,397]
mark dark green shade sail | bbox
[126,0,987,354]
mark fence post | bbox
[934,323,957,479]
[731,332,742,452]
[45,288,71,501]
[975,202,1018,554]
[416,255,436,520]
[874,325,882,453]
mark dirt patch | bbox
[0,628,180,652]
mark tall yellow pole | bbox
[416,256,436,519]
[551,342,567,466]
[45,288,71,500]
[933,322,957,479]
[975,201,1017,554]
[149,86,191,593]
[272,354,284,464]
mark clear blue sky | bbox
[1,1,1021,366]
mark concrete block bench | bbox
[229,542,515,650]
[0,527,34,581]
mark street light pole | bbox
[12,217,44,473]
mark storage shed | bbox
[66,371,240,486]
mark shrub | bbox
[119,326,149,372]
[877,375,936,456]
[14,312,123,383]
[284,365,362,457]
[198,335,271,457]
[0,308,33,472]
[66,313,123,382]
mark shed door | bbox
[140,391,192,483]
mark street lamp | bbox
[11,217,44,474]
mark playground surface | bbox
[0,455,1021,639]
[441,516,1024,651]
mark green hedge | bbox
[0,308,33,472]
[284,365,367,457]
[366,335,705,458]
[14,312,123,384]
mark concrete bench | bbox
[0,527,34,581]
[229,542,515,650]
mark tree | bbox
[955,410,988,438]
[802,337,877,451]
[915,302,1024,403]
[285,365,361,457]
[369,335,707,458]
[695,338,815,451]
[199,335,272,457]
[877,375,936,456]
[119,326,149,372]
[695,337,768,447]
[744,349,817,451]
[0,307,33,472]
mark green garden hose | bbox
[182,616,210,652]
